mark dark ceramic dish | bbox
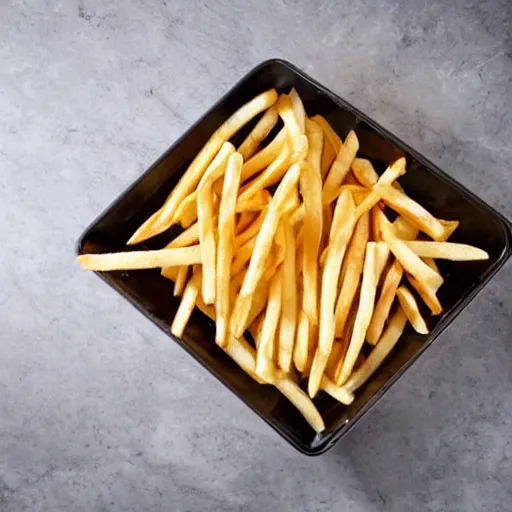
[77,59,512,455]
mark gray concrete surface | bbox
[1,0,511,511]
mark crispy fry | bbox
[237,106,278,161]
[230,163,301,337]
[301,122,324,325]
[171,268,202,338]
[334,212,370,337]
[197,143,236,304]
[370,205,384,242]
[336,242,379,385]
[128,89,278,244]
[406,241,489,261]
[273,370,325,433]
[309,191,356,397]
[366,259,403,345]
[240,128,287,184]
[215,153,243,347]
[396,285,428,334]
[276,94,308,161]
[325,340,344,381]
[256,268,282,377]
[231,237,257,276]
[293,308,310,373]
[311,114,342,154]
[351,158,379,188]
[278,219,297,372]
[323,131,359,204]
[378,184,445,240]
[340,306,408,395]
[76,245,202,271]
[173,265,189,297]
[375,241,391,279]
[289,88,306,134]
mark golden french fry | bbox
[170,267,202,338]
[320,137,336,181]
[77,245,202,271]
[340,306,408,394]
[277,219,297,372]
[215,153,243,347]
[366,259,403,345]
[197,143,236,304]
[256,267,282,377]
[378,209,444,290]
[334,212,370,337]
[173,265,189,297]
[237,106,278,161]
[128,89,278,244]
[405,241,489,261]
[353,158,407,219]
[237,143,292,203]
[293,308,310,373]
[230,163,301,337]
[351,158,379,188]
[396,285,428,334]
[393,216,419,240]
[273,371,325,433]
[309,191,356,397]
[300,121,324,325]
[240,128,287,184]
[276,94,308,161]
[320,375,354,405]
[406,272,443,315]
[336,242,379,385]
[323,131,359,204]
[375,241,391,279]
[378,184,445,240]
[289,88,306,134]
[311,114,342,154]
[370,205,384,242]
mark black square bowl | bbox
[77,59,512,455]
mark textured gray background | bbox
[1,0,511,511]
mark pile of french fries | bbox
[77,88,489,433]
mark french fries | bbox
[127,89,278,244]
[78,88,491,434]
[197,142,235,304]
[215,153,243,347]
[76,245,202,271]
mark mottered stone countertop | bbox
[1,1,511,511]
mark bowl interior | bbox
[78,60,511,454]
